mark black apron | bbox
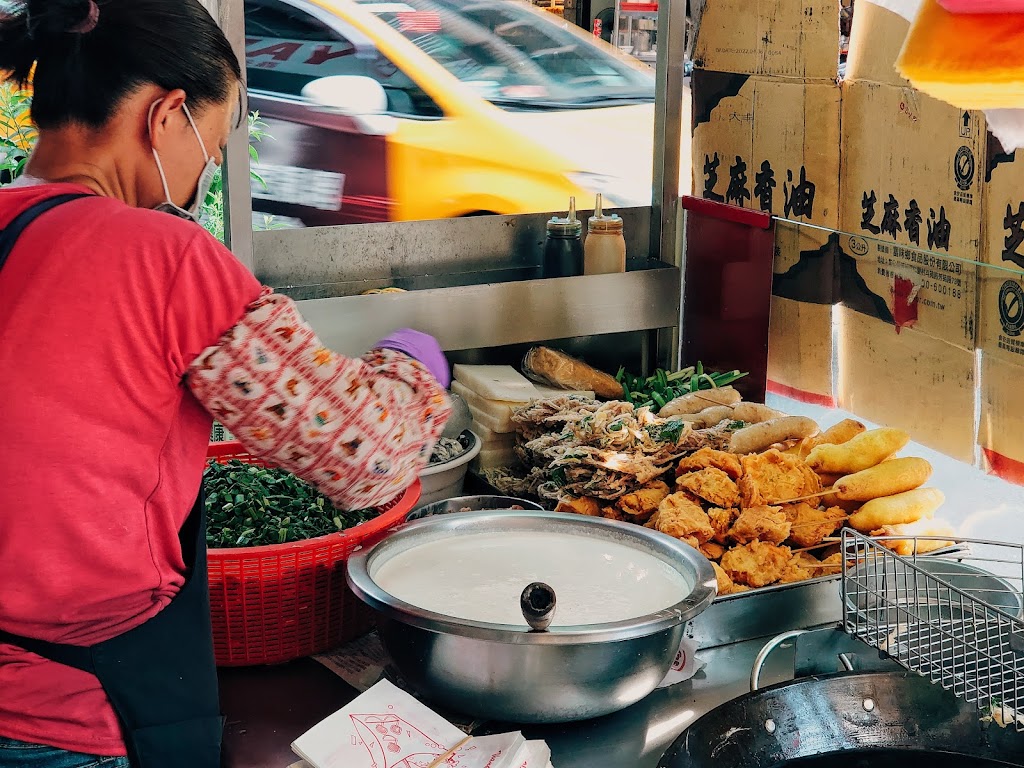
[0,194,224,767]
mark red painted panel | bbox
[681,196,775,402]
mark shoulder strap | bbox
[0,626,96,673]
[0,193,92,273]
[0,192,95,669]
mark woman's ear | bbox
[148,89,188,151]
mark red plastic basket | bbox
[205,441,420,666]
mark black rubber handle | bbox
[521,582,556,632]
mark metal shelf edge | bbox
[297,268,681,357]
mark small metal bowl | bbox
[407,494,544,521]
[347,511,717,723]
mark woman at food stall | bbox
[0,1,452,766]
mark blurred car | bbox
[245,0,673,226]
[2,0,686,225]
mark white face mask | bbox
[149,99,218,222]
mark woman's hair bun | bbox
[0,0,241,130]
[26,0,99,40]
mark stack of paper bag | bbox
[290,680,554,768]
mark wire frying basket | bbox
[841,530,1024,731]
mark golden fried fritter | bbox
[728,505,791,545]
[711,561,734,594]
[784,503,847,548]
[818,552,844,574]
[720,541,792,588]
[555,495,601,517]
[725,583,751,595]
[676,447,743,480]
[739,449,821,507]
[677,467,741,508]
[700,541,726,561]
[707,507,736,545]
[617,480,671,523]
[779,551,825,584]
[602,505,626,522]
[655,492,714,543]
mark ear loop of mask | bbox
[183,103,220,217]
[150,99,217,221]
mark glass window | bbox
[240,0,662,228]
[355,0,654,110]
[244,0,442,118]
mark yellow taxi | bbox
[244,0,665,225]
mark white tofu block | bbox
[468,404,513,434]
[453,364,539,402]
[533,384,596,399]
[473,445,519,470]
[473,421,518,447]
[452,381,521,423]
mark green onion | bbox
[204,460,377,548]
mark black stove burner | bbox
[775,750,1014,768]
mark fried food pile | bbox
[484,394,956,594]
[508,398,737,501]
[556,447,847,594]
[554,421,956,594]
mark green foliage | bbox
[0,89,275,241]
[0,84,35,184]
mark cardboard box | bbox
[845,0,912,87]
[837,308,977,463]
[978,261,1024,368]
[693,71,842,402]
[979,353,1024,485]
[982,137,1024,270]
[979,136,1024,366]
[693,71,842,232]
[839,80,984,350]
[767,224,840,404]
[693,0,840,81]
[768,296,835,406]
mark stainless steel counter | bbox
[220,629,820,768]
[481,633,810,768]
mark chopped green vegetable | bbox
[203,460,377,548]
[649,419,687,443]
[616,363,749,413]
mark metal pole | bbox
[651,0,686,267]
[651,0,688,368]
[201,0,255,272]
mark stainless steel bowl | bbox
[347,511,717,724]
[407,494,544,521]
[847,557,1024,621]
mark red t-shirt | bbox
[0,184,262,755]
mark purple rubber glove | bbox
[375,329,451,388]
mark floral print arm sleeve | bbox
[185,289,451,510]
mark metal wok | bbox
[658,670,1024,767]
